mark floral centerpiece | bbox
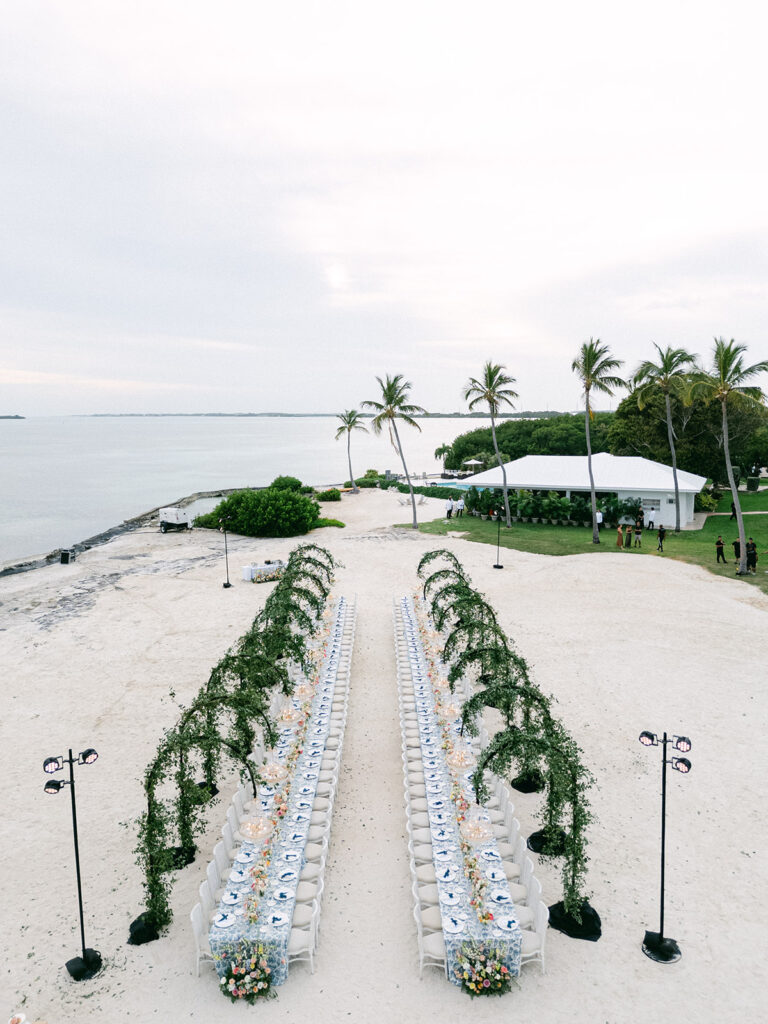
[220,944,278,1002]
[453,940,512,996]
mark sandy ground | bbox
[2,488,766,1023]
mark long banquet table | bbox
[399,595,522,983]
[208,596,350,984]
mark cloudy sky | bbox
[2,1,767,415]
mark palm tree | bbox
[463,362,519,527]
[334,410,368,493]
[362,374,426,529]
[571,339,625,544]
[434,443,452,475]
[695,338,768,574]
[633,344,697,533]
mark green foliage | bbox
[444,413,614,471]
[418,549,596,919]
[269,475,303,491]
[316,517,345,528]
[195,488,320,538]
[317,487,341,502]
[134,543,337,933]
[363,468,380,478]
[465,486,480,512]
[694,489,718,512]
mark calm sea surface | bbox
[0,416,488,564]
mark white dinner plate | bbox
[490,889,512,905]
[278,869,298,883]
[443,915,465,934]
[437,865,458,883]
[433,828,452,842]
[266,911,289,927]
[303,771,318,780]
[287,831,305,844]
[228,868,248,884]
[274,888,295,902]
[434,849,454,863]
[221,890,242,906]
[430,812,449,825]
[494,915,518,932]
[481,849,501,862]
[486,868,506,882]
[282,850,301,863]
[439,889,461,907]
[213,912,236,928]
[235,852,255,865]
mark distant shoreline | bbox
[77,410,567,419]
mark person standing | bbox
[445,498,453,519]
[730,501,737,521]
[715,535,727,563]
[634,522,643,547]
[623,523,632,547]
[746,537,758,574]
[646,510,655,530]
[616,524,624,548]
[657,525,666,552]
[456,497,464,518]
[732,537,741,562]
[596,508,603,531]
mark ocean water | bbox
[0,415,488,564]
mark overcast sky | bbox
[2,1,767,416]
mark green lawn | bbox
[715,487,768,513]
[416,513,768,595]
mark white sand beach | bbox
[2,488,766,1023]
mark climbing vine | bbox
[132,543,337,937]
[417,549,595,923]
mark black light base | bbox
[222,581,232,589]
[493,563,504,570]
[642,930,681,963]
[511,770,546,793]
[549,900,602,942]
[527,827,567,856]
[127,912,159,946]
[65,948,102,980]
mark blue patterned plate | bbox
[481,849,501,862]
[437,865,458,883]
[439,889,461,906]
[274,887,295,902]
[486,868,506,882]
[222,890,242,906]
[265,911,290,927]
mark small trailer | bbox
[158,506,193,533]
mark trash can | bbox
[60,550,75,564]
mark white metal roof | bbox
[462,453,707,494]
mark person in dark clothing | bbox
[716,535,727,563]
[732,538,741,561]
[746,538,758,574]
[730,502,737,521]
[657,526,666,552]
[634,523,643,547]
[624,523,633,548]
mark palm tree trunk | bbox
[584,396,599,544]
[722,399,747,573]
[347,432,358,493]
[665,392,681,532]
[490,411,511,528]
[392,419,418,529]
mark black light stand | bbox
[219,516,232,588]
[43,748,102,981]
[638,730,692,964]
[493,514,503,569]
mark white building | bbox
[462,453,707,527]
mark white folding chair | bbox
[287,900,319,974]
[520,900,549,973]
[412,904,446,978]
[190,903,214,976]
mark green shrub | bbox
[195,488,320,537]
[270,475,303,492]
[318,488,342,502]
[694,490,718,511]
[363,469,380,479]
[300,485,316,495]
[746,477,760,493]
[316,517,345,528]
